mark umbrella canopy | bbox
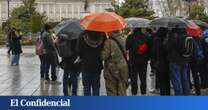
[192,20,208,29]
[125,17,150,28]
[186,21,203,37]
[53,19,84,40]
[149,17,188,28]
[80,12,127,32]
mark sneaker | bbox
[50,80,62,85]
[45,80,50,84]
[149,89,156,93]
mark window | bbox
[55,4,60,14]
[74,5,79,14]
[68,4,72,14]
[1,5,6,14]
[61,5,66,14]
[49,4,54,14]
[42,4,47,13]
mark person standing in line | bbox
[164,28,191,95]
[189,36,206,95]
[151,28,170,95]
[10,28,23,66]
[202,35,208,90]
[35,31,45,79]
[42,24,58,83]
[126,28,151,95]
[58,39,79,96]
[77,31,103,96]
[102,31,129,96]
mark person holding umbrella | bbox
[77,30,104,96]
[151,27,170,95]
[54,19,84,96]
[186,21,205,95]
[80,12,129,96]
[150,17,193,95]
[164,27,192,95]
[102,31,129,96]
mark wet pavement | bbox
[0,46,157,96]
[0,46,206,96]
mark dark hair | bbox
[133,28,142,35]
[12,27,16,30]
[133,28,142,33]
[44,24,52,31]
[86,30,103,41]
[157,27,168,38]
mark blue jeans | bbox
[82,71,101,96]
[11,54,20,65]
[45,53,57,81]
[39,55,46,78]
[63,69,79,96]
[190,63,201,95]
[169,63,190,95]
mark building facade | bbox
[0,0,114,24]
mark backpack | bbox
[55,38,75,58]
[178,35,194,58]
[193,39,205,62]
[35,37,44,55]
[134,36,149,55]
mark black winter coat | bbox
[11,35,22,55]
[126,32,151,64]
[77,33,103,73]
[164,32,190,63]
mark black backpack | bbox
[56,38,76,58]
[177,34,194,58]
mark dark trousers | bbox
[7,46,12,54]
[190,62,201,95]
[199,63,208,89]
[131,63,147,95]
[45,53,57,81]
[158,70,170,95]
[39,55,46,78]
[169,63,190,95]
[63,69,79,96]
[82,71,101,96]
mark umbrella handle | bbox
[105,32,110,39]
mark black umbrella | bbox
[149,17,188,28]
[125,17,150,28]
[53,19,84,40]
[192,20,208,28]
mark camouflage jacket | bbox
[102,33,128,82]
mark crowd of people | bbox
[6,21,208,96]
[33,21,208,96]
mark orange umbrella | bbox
[186,21,203,37]
[80,12,127,32]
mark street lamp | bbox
[7,0,10,19]
[7,0,11,28]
